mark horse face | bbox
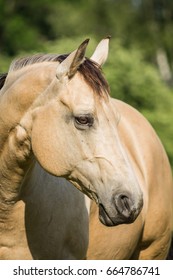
[31,39,143,226]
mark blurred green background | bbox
[0,0,173,168]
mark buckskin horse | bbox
[0,37,172,259]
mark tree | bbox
[0,0,56,55]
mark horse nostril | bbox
[114,194,134,218]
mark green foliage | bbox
[0,54,11,73]
[0,0,55,55]
[1,0,173,63]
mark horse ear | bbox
[56,38,89,80]
[90,36,110,66]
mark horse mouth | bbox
[99,203,117,226]
[98,203,138,227]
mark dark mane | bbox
[0,73,7,90]
[9,53,110,96]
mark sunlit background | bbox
[0,0,173,168]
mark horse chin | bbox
[98,203,117,226]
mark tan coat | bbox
[0,38,172,259]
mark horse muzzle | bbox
[98,192,143,227]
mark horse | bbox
[0,37,172,260]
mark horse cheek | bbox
[31,107,69,176]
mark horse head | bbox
[26,38,143,226]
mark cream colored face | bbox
[30,38,143,226]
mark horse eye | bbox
[74,115,94,129]
[76,116,89,125]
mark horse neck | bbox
[0,125,34,222]
[0,65,52,220]
[0,65,53,148]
